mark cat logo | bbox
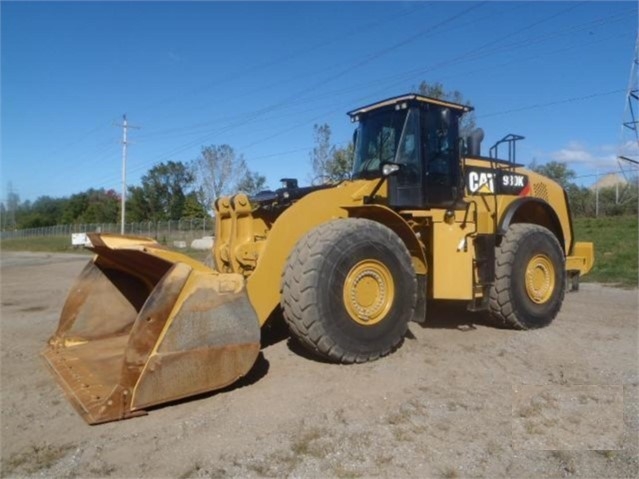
[468,171,495,194]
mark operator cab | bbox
[348,94,472,209]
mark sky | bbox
[1,1,637,202]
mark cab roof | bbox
[347,93,473,118]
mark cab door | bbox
[387,108,425,209]
[421,106,461,207]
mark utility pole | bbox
[116,115,140,234]
[6,181,17,230]
[595,170,599,217]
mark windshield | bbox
[352,108,409,179]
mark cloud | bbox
[549,141,632,169]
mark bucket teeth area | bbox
[43,236,261,424]
[42,336,138,424]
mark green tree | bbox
[565,184,595,217]
[181,191,208,219]
[0,202,6,230]
[327,142,354,182]
[127,161,195,221]
[83,189,120,223]
[62,188,120,224]
[417,81,477,137]
[310,123,354,183]
[597,183,638,216]
[529,160,576,189]
[15,195,66,228]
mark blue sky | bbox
[1,1,637,202]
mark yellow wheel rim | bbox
[525,254,555,304]
[343,260,395,326]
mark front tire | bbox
[489,224,566,329]
[281,219,417,363]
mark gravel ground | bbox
[0,251,637,478]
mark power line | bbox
[103,2,488,180]
[478,89,626,119]
[142,1,606,155]
[41,3,635,194]
[136,2,433,119]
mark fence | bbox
[0,217,215,246]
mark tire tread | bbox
[489,223,565,330]
[281,219,415,363]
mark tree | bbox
[194,144,267,207]
[127,161,195,222]
[236,170,267,196]
[62,188,119,224]
[327,142,354,182]
[0,202,6,230]
[309,124,354,183]
[529,160,576,189]
[14,195,66,228]
[565,184,595,217]
[310,124,336,183]
[194,145,248,208]
[4,188,19,230]
[83,189,120,223]
[181,191,209,219]
[417,81,477,137]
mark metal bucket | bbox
[42,234,260,424]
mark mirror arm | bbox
[364,176,387,204]
[363,162,401,204]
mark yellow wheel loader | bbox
[43,94,594,424]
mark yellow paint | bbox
[349,94,471,116]
[342,259,395,326]
[431,220,474,300]
[524,254,555,304]
[245,180,377,324]
[566,242,595,275]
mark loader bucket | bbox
[42,234,260,424]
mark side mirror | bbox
[381,162,402,177]
[364,162,402,204]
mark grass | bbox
[2,215,636,286]
[573,215,638,287]
[0,234,209,260]
[0,235,87,253]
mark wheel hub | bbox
[525,254,555,304]
[343,260,394,325]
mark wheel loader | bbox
[43,94,594,424]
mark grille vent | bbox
[533,183,549,202]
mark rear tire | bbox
[489,224,566,330]
[281,219,416,363]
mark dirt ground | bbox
[0,251,637,478]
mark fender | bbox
[499,197,566,253]
[343,205,427,275]
[246,180,374,325]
